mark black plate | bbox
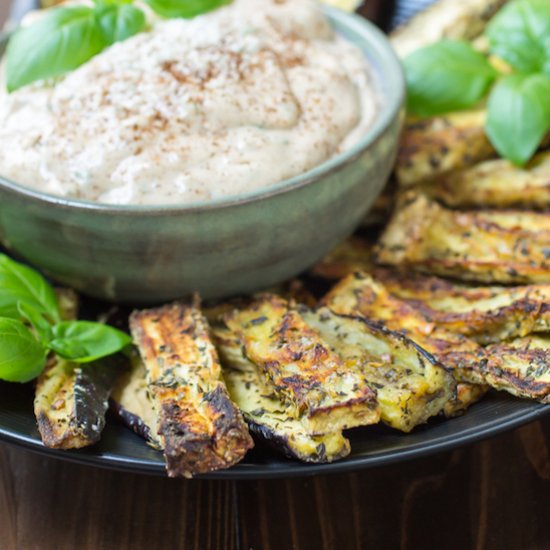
[1,381,548,479]
[1,0,548,479]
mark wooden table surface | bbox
[1,413,549,550]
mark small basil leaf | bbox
[143,0,230,19]
[48,338,89,360]
[404,40,498,117]
[487,0,550,74]
[0,318,47,383]
[95,4,147,46]
[486,73,550,165]
[17,302,53,344]
[0,255,60,323]
[49,321,132,363]
[6,6,106,92]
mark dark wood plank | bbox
[0,417,549,549]
[236,417,550,550]
[1,447,238,550]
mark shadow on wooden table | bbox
[1,417,549,550]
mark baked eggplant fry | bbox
[322,273,486,385]
[395,110,494,187]
[374,270,550,344]
[223,294,380,435]
[130,301,253,477]
[442,383,489,418]
[310,236,374,280]
[481,336,550,403]
[417,152,550,209]
[35,355,126,449]
[375,194,550,284]
[301,307,455,432]
[34,289,124,449]
[213,324,351,462]
[110,351,161,449]
[390,0,508,58]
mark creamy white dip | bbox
[0,0,379,205]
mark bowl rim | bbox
[0,6,404,214]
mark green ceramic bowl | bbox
[0,8,404,303]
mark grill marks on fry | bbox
[323,272,550,403]
[224,295,380,434]
[373,270,550,344]
[213,324,351,463]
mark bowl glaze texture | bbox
[0,8,404,303]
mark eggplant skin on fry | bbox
[375,194,550,284]
[321,272,486,385]
[34,288,124,450]
[35,355,125,449]
[223,294,380,435]
[110,351,161,449]
[130,300,253,478]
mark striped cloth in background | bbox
[392,0,438,28]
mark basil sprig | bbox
[0,254,131,383]
[403,0,550,165]
[5,0,230,92]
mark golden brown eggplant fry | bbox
[322,272,486,384]
[110,351,161,449]
[443,383,489,418]
[130,300,253,477]
[481,336,550,403]
[374,270,550,344]
[375,194,550,284]
[34,355,122,449]
[223,294,380,435]
[302,307,455,432]
[310,236,374,280]
[395,110,494,187]
[35,290,125,450]
[416,152,550,209]
[390,0,508,58]
[213,324,351,463]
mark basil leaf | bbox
[0,255,60,323]
[95,4,147,46]
[17,302,53,344]
[486,73,550,165]
[49,321,132,363]
[404,40,498,117]
[6,6,106,92]
[487,0,550,74]
[143,0,230,19]
[0,318,47,383]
